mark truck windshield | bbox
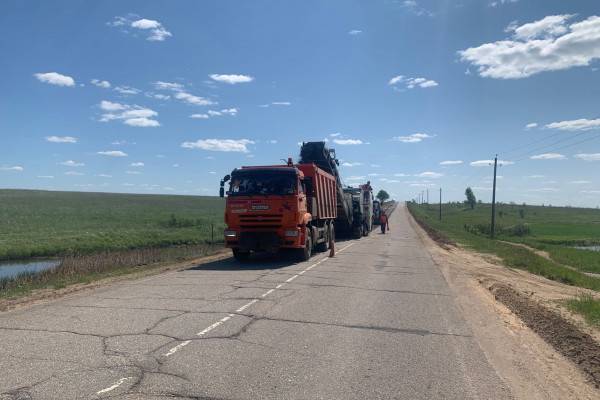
[229,171,297,196]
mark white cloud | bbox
[125,170,141,175]
[97,174,112,178]
[34,72,75,87]
[459,15,600,79]
[530,153,566,160]
[130,162,144,167]
[130,18,172,41]
[341,162,363,167]
[470,159,514,166]
[526,122,538,129]
[348,30,362,35]
[100,100,126,111]
[546,118,600,131]
[489,0,519,7]
[416,171,443,178]
[271,102,291,106]
[181,139,255,153]
[209,74,254,84]
[401,1,433,17]
[98,150,128,157]
[91,79,111,88]
[146,93,170,100]
[99,101,160,127]
[208,108,238,117]
[153,81,184,91]
[526,175,545,178]
[124,117,159,127]
[60,160,85,167]
[393,133,433,143]
[46,136,77,143]
[329,133,342,137]
[37,175,54,179]
[174,91,215,106]
[0,166,24,172]
[114,85,140,95]
[65,171,84,176]
[570,180,591,184]
[190,113,210,119]
[346,176,366,181]
[581,190,600,194]
[394,173,410,177]
[389,75,438,89]
[574,153,600,161]
[510,15,572,40]
[440,160,463,165]
[333,138,364,145]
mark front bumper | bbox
[224,228,303,250]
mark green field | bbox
[0,189,226,260]
[408,202,600,291]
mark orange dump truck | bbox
[219,158,337,261]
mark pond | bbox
[574,246,600,252]
[0,259,62,280]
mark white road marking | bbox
[101,243,359,397]
[236,299,259,313]
[164,340,191,357]
[162,247,354,359]
[96,377,133,395]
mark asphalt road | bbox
[0,205,512,399]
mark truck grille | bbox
[239,214,283,229]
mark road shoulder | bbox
[405,205,599,400]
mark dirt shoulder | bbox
[0,249,231,313]
[403,204,600,399]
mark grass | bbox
[567,293,600,327]
[0,244,221,300]
[408,202,600,292]
[0,189,226,260]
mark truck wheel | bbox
[353,225,362,239]
[297,233,312,261]
[232,249,250,262]
[362,222,369,236]
[315,225,330,252]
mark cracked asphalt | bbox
[0,205,512,399]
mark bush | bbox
[504,223,531,237]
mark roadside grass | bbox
[0,244,221,300]
[408,202,600,292]
[0,189,226,260]
[567,293,600,327]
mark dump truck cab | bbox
[221,158,336,262]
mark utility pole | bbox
[491,155,498,238]
[439,188,442,221]
[426,189,429,204]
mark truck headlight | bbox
[224,230,237,238]
[284,230,298,237]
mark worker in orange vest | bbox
[380,212,389,234]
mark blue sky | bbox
[1,0,600,206]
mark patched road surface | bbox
[0,205,512,399]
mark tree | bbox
[376,190,390,203]
[465,187,476,210]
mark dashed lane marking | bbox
[96,377,134,395]
[163,242,355,357]
[164,340,191,357]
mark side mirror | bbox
[219,187,225,198]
